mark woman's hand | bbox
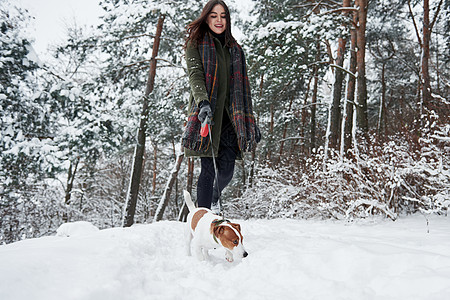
[198,102,212,124]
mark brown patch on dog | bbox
[229,223,243,242]
[210,219,219,235]
[215,226,241,250]
[191,210,208,231]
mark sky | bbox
[16,0,104,56]
[15,0,255,58]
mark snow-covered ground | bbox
[1,216,450,300]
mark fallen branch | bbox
[346,199,397,220]
[154,151,185,222]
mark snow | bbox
[1,216,450,300]
[56,221,99,237]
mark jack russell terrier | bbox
[184,190,248,262]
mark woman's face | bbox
[206,4,226,35]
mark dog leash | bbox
[201,116,224,217]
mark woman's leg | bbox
[211,119,240,208]
[198,143,238,209]
[213,147,237,196]
[197,157,215,208]
[200,113,239,209]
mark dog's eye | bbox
[233,240,238,245]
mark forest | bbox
[1,0,448,244]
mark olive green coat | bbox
[184,36,234,158]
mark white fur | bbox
[184,190,247,262]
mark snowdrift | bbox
[1,216,450,299]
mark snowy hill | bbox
[1,216,450,300]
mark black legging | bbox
[197,114,240,208]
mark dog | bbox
[183,190,248,262]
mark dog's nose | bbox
[243,251,248,258]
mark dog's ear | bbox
[230,223,241,232]
[214,225,225,237]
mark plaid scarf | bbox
[182,32,257,153]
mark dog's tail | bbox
[183,190,196,212]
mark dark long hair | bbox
[185,0,235,48]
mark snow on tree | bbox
[1,0,448,244]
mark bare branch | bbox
[430,0,444,32]
[330,64,356,78]
[42,66,68,81]
[122,59,151,69]
[121,33,156,40]
[407,0,422,47]
[323,39,334,65]
[319,7,359,15]
[155,57,185,70]
[278,136,306,143]
[303,0,324,19]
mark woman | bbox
[181,0,260,212]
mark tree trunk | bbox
[187,158,194,192]
[278,95,294,163]
[310,40,320,152]
[249,149,256,186]
[370,37,394,143]
[422,0,432,110]
[154,151,184,222]
[63,157,79,223]
[435,32,440,93]
[301,77,312,156]
[342,8,358,158]
[178,158,194,222]
[329,0,350,150]
[267,104,274,162]
[250,73,264,185]
[64,158,79,206]
[329,38,345,150]
[152,143,158,195]
[408,0,443,122]
[422,0,431,108]
[241,159,246,195]
[355,0,369,145]
[123,14,165,227]
[377,62,387,142]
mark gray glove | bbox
[198,102,212,124]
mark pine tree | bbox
[0,3,58,243]
[244,0,348,162]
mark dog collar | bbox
[212,219,230,226]
[213,234,219,244]
[212,219,230,244]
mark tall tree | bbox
[369,37,395,141]
[310,40,320,152]
[408,0,444,113]
[329,0,352,150]
[355,0,369,145]
[123,14,165,227]
[341,6,358,158]
[245,0,346,159]
[0,3,55,243]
